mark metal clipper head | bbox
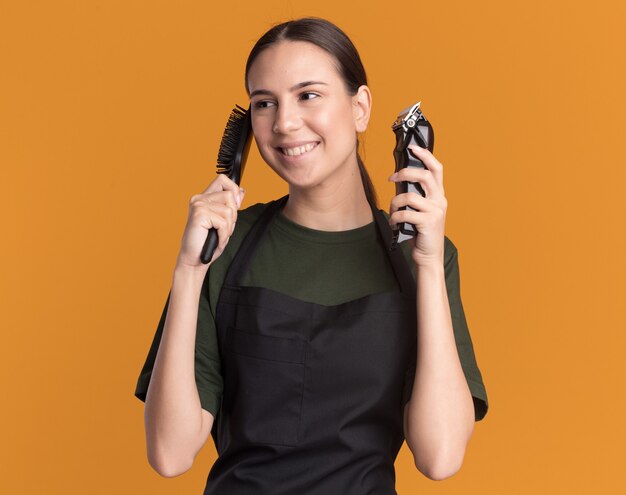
[391,101,434,153]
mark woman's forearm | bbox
[143,265,212,477]
[404,261,475,480]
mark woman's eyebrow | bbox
[250,81,328,98]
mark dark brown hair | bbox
[244,17,378,207]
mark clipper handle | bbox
[391,115,434,248]
[393,131,427,242]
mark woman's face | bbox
[247,40,369,192]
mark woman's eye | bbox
[253,93,318,109]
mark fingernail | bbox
[388,172,398,181]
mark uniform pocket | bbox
[223,327,307,447]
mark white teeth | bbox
[282,142,318,156]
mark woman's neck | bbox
[282,180,374,231]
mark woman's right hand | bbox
[176,173,245,273]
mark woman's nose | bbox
[272,101,302,134]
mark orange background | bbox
[2,0,624,493]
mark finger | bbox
[204,189,240,216]
[393,191,447,218]
[203,200,237,227]
[190,196,236,241]
[389,167,439,198]
[202,207,232,251]
[202,171,243,197]
[407,144,444,192]
[389,192,436,215]
[390,192,422,214]
[216,181,245,210]
[189,193,237,231]
[389,208,427,228]
[390,203,446,230]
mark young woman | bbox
[135,17,488,494]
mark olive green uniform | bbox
[135,201,489,421]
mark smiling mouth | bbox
[278,142,320,156]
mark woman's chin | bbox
[265,164,319,190]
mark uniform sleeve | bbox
[401,236,489,421]
[133,273,224,418]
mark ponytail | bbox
[356,138,378,209]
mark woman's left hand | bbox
[388,144,447,267]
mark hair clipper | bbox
[390,101,434,249]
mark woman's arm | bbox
[389,144,474,480]
[142,174,244,477]
[143,266,215,477]
[402,260,475,480]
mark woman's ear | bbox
[352,84,372,133]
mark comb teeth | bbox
[216,104,249,175]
